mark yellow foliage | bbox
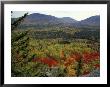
[66,65,76,77]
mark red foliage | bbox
[82,52,100,63]
[32,58,58,67]
[70,53,81,61]
[83,71,90,75]
[94,64,100,68]
[82,52,91,63]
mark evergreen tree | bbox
[11,12,28,31]
[11,12,30,76]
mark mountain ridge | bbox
[12,13,100,29]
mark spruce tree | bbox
[11,12,30,76]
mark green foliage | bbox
[11,13,31,77]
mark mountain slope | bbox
[79,15,100,26]
[18,13,78,28]
[12,13,100,29]
[60,17,78,24]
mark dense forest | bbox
[11,12,100,77]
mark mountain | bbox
[12,13,100,29]
[80,15,100,26]
[73,15,100,29]
[22,13,61,25]
[17,13,78,28]
[60,17,78,24]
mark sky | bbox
[12,11,99,21]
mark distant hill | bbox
[22,13,78,27]
[60,17,78,24]
[12,13,100,29]
[78,15,100,27]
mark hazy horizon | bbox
[11,11,99,21]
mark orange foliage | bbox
[60,50,65,60]
[70,53,81,61]
[64,56,75,67]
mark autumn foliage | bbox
[31,51,99,76]
[11,12,100,77]
[82,52,100,63]
[32,58,58,67]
